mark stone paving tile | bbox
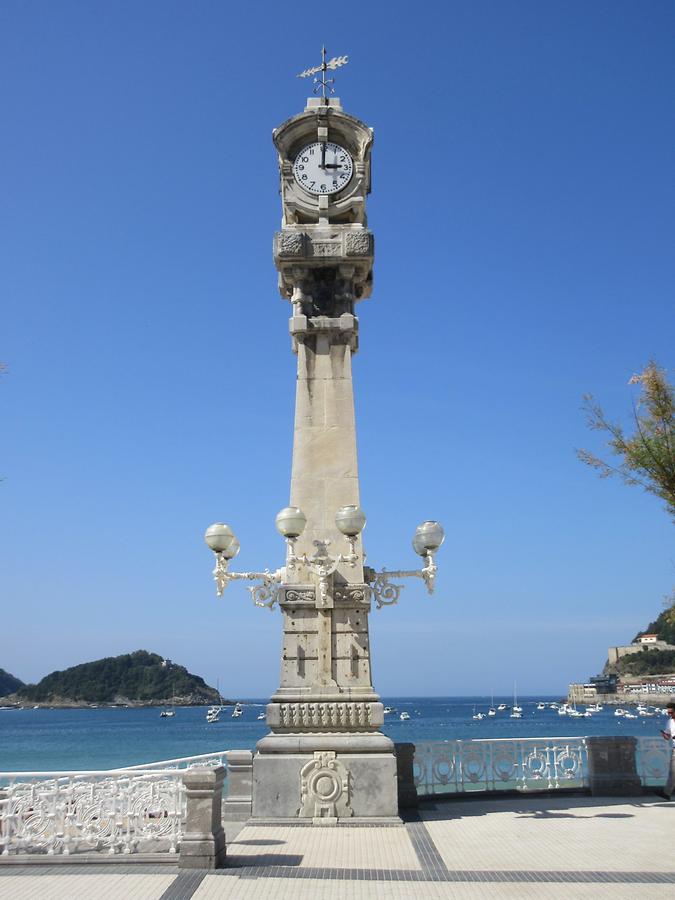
[227,824,421,871]
[421,795,674,873]
[0,873,176,900]
[192,875,667,899]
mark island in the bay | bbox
[569,601,675,704]
[0,650,229,708]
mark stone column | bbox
[222,750,253,821]
[586,736,642,796]
[251,311,398,822]
[179,766,226,869]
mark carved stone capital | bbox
[268,701,380,730]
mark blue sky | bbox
[1,0,673,697]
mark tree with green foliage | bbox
[618,648,675,677]
[577,361,675,522]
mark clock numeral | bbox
[321,184,326,191]
[333,180,338,188]
[302,156,308,163]
[297,165,304,171]
[309,181,315,188]
[339,156,345,162]
[309,148,315,155]
[302,174,307,180]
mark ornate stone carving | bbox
[276,702,372,728]
[299,751,352,821]
[310,240,342,257]
[334,586,369,605]
[285,589,315,603]
[279,232,304,256]
[345,231,372,256]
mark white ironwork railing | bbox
[413,737,588,795]
[412,736,671,796]
[122,750,229,772]
[0,751,230,858]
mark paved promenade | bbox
[1,794,673,899]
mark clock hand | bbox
[320,143,326,170]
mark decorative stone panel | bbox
[345,231,372,256]
[273,701,373,729]
[299,751,352,822]
[278,232,305,256]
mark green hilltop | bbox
[614,604,675,678]
[8,651,224,706]
[0,668,24,696]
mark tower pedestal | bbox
[251,731,399,822]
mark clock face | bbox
[293,142,353,196]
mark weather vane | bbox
[297,46,349,101]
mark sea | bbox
[0,695,668,773]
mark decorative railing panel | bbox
[0,769,185,856]
[0,751,231,858]
[635,737,671,786]
[413,738,588,795]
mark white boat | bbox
[614,708,627,717]
[472,706,485,720]
[510,682,522,717]
[488,693,496,716]
[558,706,568,715]
[207,680,225,722]
[399,711,410,721]
[624,712,638,719]
[383,706,393,715]
[160,709,175,718]
[206,704,221,723]
[232,702,243,718]
[536,702,546,710]
[587,703,602,712]
[257,712,266,720]
[497,703,507,711]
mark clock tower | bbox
[249,80,399,822]
[207,53,444,823]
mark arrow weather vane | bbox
[297,46,349,101]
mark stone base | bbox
[251,735,399,821]
[179,830,226,869]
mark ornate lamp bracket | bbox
[285,537,360,606]
[365,552,439,610]
[211,553,284,611]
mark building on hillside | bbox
[568,674,618,704]
[606,638,675,669]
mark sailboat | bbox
[160,679,177,717]
[206,679,224,723]
[488,692,496,717]
[510,682,522,718]
[160,693,176,718]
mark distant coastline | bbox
[0,698,235,710]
